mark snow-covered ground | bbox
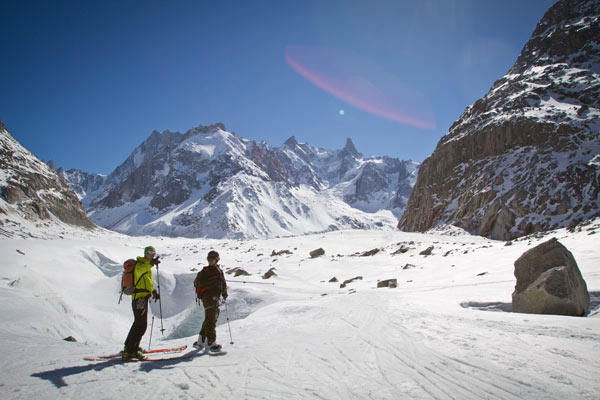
[1,220,599,399]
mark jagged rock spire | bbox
[343,138,359,156]
[284,136,299,148]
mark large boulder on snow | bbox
[310,248,325,258]
[512,238,589,316]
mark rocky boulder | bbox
[310,248,325,258]
[512,238,590,316]
[340,276,363,288]
[262,268,277,279]
[226,267,250,277]
[377,279,398,288]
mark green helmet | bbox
[144,246,156,255]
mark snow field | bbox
[0,222,599,399]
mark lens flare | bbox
[285,45,436,130]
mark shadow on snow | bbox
[31,350,201,388]
[461,292,600,316]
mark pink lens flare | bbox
[285,45,436,130]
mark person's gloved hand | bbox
[150,256,161,266]
[152,290,160,301]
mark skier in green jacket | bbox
[123,246,160,359]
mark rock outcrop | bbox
[512,238,590,316]
[0,121,96,230]
[398,0,600,240]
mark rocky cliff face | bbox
[64,124,418,238]
[0,121,96,232]
[398,0,600,240]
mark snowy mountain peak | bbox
[178,126,248,161]
[64,125,418,238]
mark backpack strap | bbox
[133,270,150,295]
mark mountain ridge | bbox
[60,124,418,239]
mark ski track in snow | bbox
[1,222,599,399]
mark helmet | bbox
[144,246,156,255]
[207,250,220,261]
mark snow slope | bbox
[1,220,599,399]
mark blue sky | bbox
[1,0,556,174]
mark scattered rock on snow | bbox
[329,277,338,283]
[262,267,277,279]
[360,248,380,257]
[392,245,410,255]
[63,336,77,342]
[226,267,250,277]
[419,246,434,256]
[402,263,416,270]
[340,276,363,288]
[512,238,590,316]
[377,279,398,288]
[271,249,292,256]
[310,248,325,258]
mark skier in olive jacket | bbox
[123,245,160,359]
[194,250,228,352]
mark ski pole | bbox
[148,315,155,349]
[155,263,165,334]
[226,280,275,285]
[224,301,234,345]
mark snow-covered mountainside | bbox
[0,120,96,235]
[399,0,600,240]
[62,123,418,239]
[1,217,599,399]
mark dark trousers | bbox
[200,296,220,344]
[124,297,149,353]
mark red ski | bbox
[84,345,187,361]
[85,353,195,362]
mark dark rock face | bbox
[0,122,95,230]
[398,0,600,240]
[512,238,590,316]
[354,163,388,201]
